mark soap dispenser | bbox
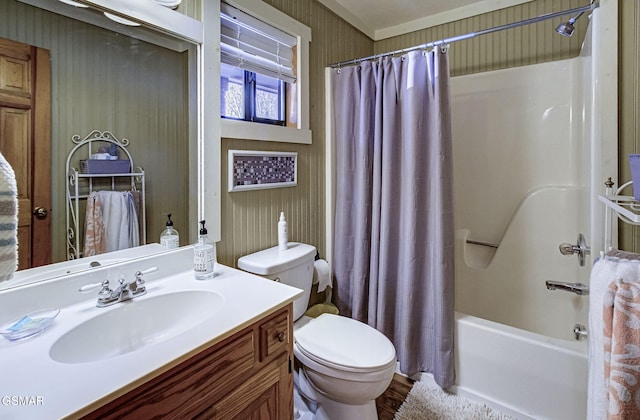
[160,213,179,250]
[194,220,215,280]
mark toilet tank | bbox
[237,242,316,320]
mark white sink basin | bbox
[50,290,224,364]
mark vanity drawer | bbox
[260,308,290,361]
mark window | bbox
[219,0,311,144]
[221,63,286,125]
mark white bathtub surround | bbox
[0,247,301,418]
[588,253,640,420]
[455,187,590,341]
[451,56,592,418]
[447,3,622,413]
[330,49,455,389]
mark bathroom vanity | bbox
[83,305,293,419]
[0,247,301,419]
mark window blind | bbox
[220,2,297,83]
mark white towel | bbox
[0,153,17,282]
[588,253,640,420]
[313,259,331,292]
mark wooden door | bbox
[0,37,51,270]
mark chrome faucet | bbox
[79,267,158,307]
[545,280,589,296]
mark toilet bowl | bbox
[238,243,397,420]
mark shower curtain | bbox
[331,48,455,388]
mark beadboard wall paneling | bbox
[218,0,374,267]
[618,0,640,251]
[1,1,190,263]
[374,0,588,77]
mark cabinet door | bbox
[197,355,292,420]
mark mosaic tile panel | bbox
[229,150,297,191]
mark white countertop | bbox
[0,247,302,419]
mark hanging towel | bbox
[604,278,640,419]
[0,153,17,282]
[589,251,640,420]
[96,190,130,253]
[130,190,143,239]
[84,191,106,257]
[126,191,140,248]
[85,191,140,256]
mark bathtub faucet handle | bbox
[558,233,590,266]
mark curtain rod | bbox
[329,2,598,68]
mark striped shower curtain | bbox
[330,48,455,388]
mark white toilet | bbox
[238,242,397,420]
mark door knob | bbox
[33,207,48,219]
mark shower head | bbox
[555,11,584,37]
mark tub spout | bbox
[545,280,589,296]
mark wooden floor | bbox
[376,373,415,420]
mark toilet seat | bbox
[294,313,396,374]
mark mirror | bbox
[0,0,218,290]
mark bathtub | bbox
[454,313,588,420]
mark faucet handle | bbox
[79,279,111,294]
[135,266,158,286]
[97,279,113,299]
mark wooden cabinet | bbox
[83,304,293,420]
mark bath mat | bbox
[394,381,514,420]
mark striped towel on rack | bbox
[604,278,640,419]
[84,192,106,257]
[0,153,18,282]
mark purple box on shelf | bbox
[80,159,131,174]
[629,154,640,201]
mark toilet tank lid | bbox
[238,242,317,275]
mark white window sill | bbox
[221,118,312,144]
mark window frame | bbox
[220,0,312,144]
